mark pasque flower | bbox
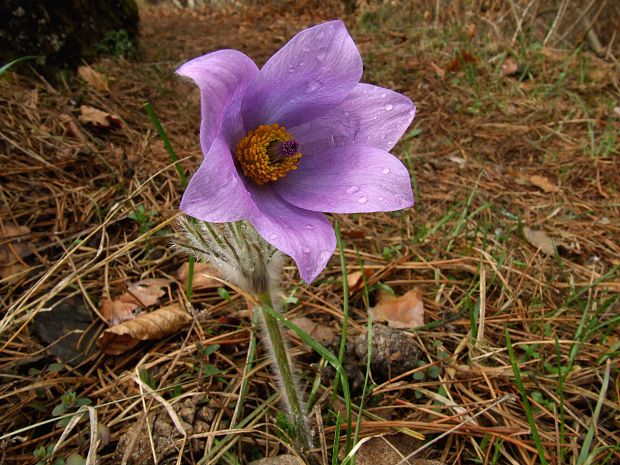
[178,20,415,283]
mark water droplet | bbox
[305,224,315,230]
[344,111,350,117]
[380,93,386,99]
[346,186,359,194]
[380,134,386,139]
[382,168,390,174]
[358,196,368,204]
[270,233,278,240]
[366,135,371,141]
[409,109,415,116]
[379,196,384,201]
[330,134,336,145]
[302,246,310,254]
[385,104,393,111]
[372,115,377,120]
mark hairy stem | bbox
[257,292,312,456]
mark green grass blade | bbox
[577,360,611,465]
[0,55,40,77]
[505,329,549,465]
[143,102,188,187]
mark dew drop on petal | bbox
[382,168,390,174]
[304,80,320,93]
[380,93,386,99]
[344,111,350,117]
[379,196,384,201]
[385,104,393,111]
[409,109,415,116]
[270,233,278,240]
[346,186,360,195]
[305,224,315,230]
[358,196,368,204]
[302,246,310,254]
[381,134,386,139]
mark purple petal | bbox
[242,21,363,130]
[275,145,414,213]
[176,50,258,155]
[290,83,415,154]
[248,187,335,283]
[180,137,258,222]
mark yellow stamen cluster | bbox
[235,124,302,185]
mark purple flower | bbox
[177,20,415,283]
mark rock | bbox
[0,0,139,78]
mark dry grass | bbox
[1,1,619,464]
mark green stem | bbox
[257,292,312,456]
[332,220,349,398]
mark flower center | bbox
[235,124,302,185]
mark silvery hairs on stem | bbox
[176,216,314,454]
[176,215,283,295]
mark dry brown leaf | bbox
[100,298,138,325]
[501,57,519,76]
[177,262,220,290]
[523,227,555,256]
[529,175,559,193]
[369,288,424,329]
[289,317,336,345]
[100,278,170,324]
[0,222,34,283]
[77,65,110,92]
[347,269,373,294]
[430,61,445,79]
[78,105,121,128]
[125,278,170,307]
[464,23,476,38]
[97,303,192,355]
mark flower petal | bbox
[275,145,414,213]
[248,187,335,283]
[290,83,415,154]
[176,50,258,155]
[242,20,363,130]
[180,137,258,222]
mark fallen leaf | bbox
[501,57,519,76]
[288,317,336,345]
[347,269,373,294]
[126,278,170,307]
[446,51,478,73]
[97,303,192,355]
[100,278,170,324]
[177,262,220,290]
[430,61,445,79]
[465,23,476,38]
[529,175,559,193]
[77,65,110,92]
[369,288,424,329]
[78,105,121,128]
[100,298,138,325]
[523,227,555,256]
[59,114,86,144]
[0,222,34,284]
